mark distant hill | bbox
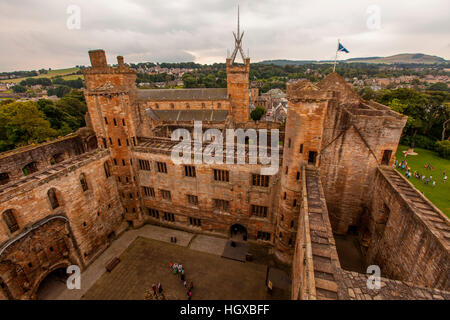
[259,53,448,66]
[346,54,447,64]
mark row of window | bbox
[142,187,268,217]
[153,102,222,109]
[2,174,92,234]
[146,207,202,226]
[279,231,294,246]
[282,192,298,208]
[136,161,270,187]
[102,137,137,149]
[104,117,126,127]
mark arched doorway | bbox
[230,224,247,241]
[35,267,68,300]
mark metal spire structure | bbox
[230,5,246,64]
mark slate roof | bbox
[137,88,228,101]
[145,109,229,122]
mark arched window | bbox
[155,103,159,109]
[0,172,9,185]
[79,173,88,191]
[104,161,111,178]
[50,153,65,165]
[22,162,38,176]
[201,103,205,109]
[47,188,59,209]
[217,103,221,109]
[2,209,19,233]
[186,103,190,109]
[170,103,174,109]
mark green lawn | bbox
[0,67,80,83]
[395,145,450,217]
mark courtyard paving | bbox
[82,236,279,300]
[44,224,289,300]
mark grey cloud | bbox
[0,0,448,71]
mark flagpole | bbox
[333,39,339,72]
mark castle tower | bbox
[274,80,335,263]
[226,6,250,123]
[83,50,143,227]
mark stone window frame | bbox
[157,161,168,174]
[142,186,155,198]
[47,188,61,210]
[104,161,111,178]
[2,209,19,234]
[79,173,89,192]
[213,198,230,212]
[160,189,171,201]
[0,172,10,185]
[251,174,269,187]
[257,231,271,241]
[184,165,196,177]
[163,212,175,222]
[189,217,201,226]
[147,207,159,218]
[213,169,229,182]
[251,204,268,218]
[187,194,199,206]
[138,159,151,171]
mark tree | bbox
[428,82,449,92]
[250,106,266,121]
[0,101,57,151]
[12,85,26,93]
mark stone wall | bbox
[131,148,280,242]
[0,149,125,299]
[319,102,407,234]
[0,135,86,184]
[364,168,449,290]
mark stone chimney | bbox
[88,49,107,68]
[117,56,124,68]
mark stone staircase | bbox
[305,167,340,299]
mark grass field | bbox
[395,145,450,217]
[1,67,81,83]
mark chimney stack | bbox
[88,49,107,68]
[117,56,124,68]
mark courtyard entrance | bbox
[35,268,68,300]
[230,224,247,241]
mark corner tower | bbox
[274,80,335,263]
[83,50,143,227]
[226,6,250,123]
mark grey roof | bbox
[146,109,229,122]
[137,88,228,101]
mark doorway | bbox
[230,224,247,241]
[308,151,317,165]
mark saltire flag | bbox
[337,42,349,53]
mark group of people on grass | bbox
[170,261,194,300]
[394,159,447,187]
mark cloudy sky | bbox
[0,0,449,71]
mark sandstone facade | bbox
[0,47,448,300]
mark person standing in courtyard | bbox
[152,283,157,295]
[158,282,163,294]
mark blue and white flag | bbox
[337,42,349,53]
